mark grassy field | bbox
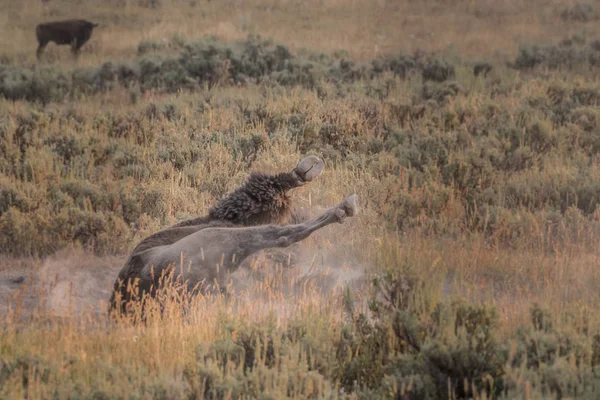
[3,0,599,64]
[2,0,600,398]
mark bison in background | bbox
[36,19,99,60]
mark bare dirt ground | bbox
[0,249,125,321]
[0,235,368,323]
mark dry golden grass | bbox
[3,232,600,397]
[2,0,599,65]
[2,242,371,398]
[2,0,600,397]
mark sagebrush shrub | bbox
[560,3,599,22]
[422,59,455,82]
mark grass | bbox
[3,0,600,65]
[2,0,600,398]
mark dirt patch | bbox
[0,248,124,321]
[0,225,368,323]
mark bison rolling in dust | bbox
[36,19,99,60]
[109,156,358,318]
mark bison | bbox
[36,19,99,60]
[109,156,358,318]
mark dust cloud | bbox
[0,211,370,324]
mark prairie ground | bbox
[2,0,600,398]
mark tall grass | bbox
[2,0,600,65]
[2,0,600,398]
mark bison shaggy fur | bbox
[36,19,99,59]
[109,156,325,317]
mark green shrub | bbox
[0,355,53,391]
[513,35,600,70]
[0,208,40,255]
[44,135,85,164]
[371,53,418,79]
[560,3,599,22]
[0,65,70,104]
[422,59,455,82]
[473,61,493,77]
[137,40,166,55]
[0,185,32,215]
[422,80,462,103]
[570,106,600,131]
[325,247,504,399]
[0,37,456,103]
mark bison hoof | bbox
[334,208,346,223]
[295,155,324,182]
[340,194,359,217]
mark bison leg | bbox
[36,42,48,60]
[70,39,80,58]
[71,37,90,58]
[72,33,92,58]
[159,195,358,286]
[245,194,358,250]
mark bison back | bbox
[35,20,92,44]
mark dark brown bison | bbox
[109,156,358,318]
[36,19,99,60]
